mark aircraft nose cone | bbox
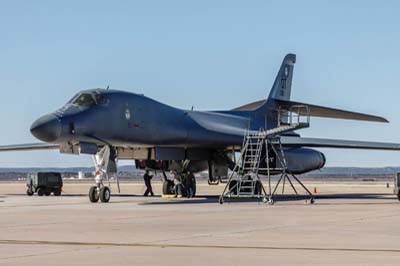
[30,114,61,142]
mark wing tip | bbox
[376,116,389,123]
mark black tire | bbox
[89,186,99,203]
[162,180,174,195]
[26,188,34,196]
[229,180,238,195]
[99,186,111,203]
[254,181,262,195]
[53,188,61,196]
[44,189,51,196]
[37,187,44,196]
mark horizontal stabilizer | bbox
[275,99,388,123]
[0,143,59,152]
[280,136,400,150]
[233,99,388,123]
[233,100,266,111]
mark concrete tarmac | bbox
[0,181,399,265]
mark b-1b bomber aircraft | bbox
[1,53,399,203]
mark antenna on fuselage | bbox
[106,85,110,90]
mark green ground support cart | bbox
[26,172,63,196]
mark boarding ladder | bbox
[219,105,310,204]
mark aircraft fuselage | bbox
[29,89,325,175]
[31,89,256,148]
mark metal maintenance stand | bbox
[219,105,313,204]
[265,137,315,204]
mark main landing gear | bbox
[161,170,197,197]
[88,146,118,203]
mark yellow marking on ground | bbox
[161,194,183,198]
[161,194,175,198]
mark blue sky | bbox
[0,0,399,167]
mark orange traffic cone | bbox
[313,187,317,194]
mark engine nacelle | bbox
[283,148,326,174]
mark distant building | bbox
[78,171,85,179]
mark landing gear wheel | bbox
[44,189,51,196]
[26,188,34,196]
[37,187,44,196]
[99,186,111,203]
[53,189,61,196]
[228,180,238,195]
[162,180,174,195]
[89,186,99,203]
[219,197,224,205]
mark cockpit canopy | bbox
[69,91,109,106]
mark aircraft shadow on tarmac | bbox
[2,193,398,205]
[138,193,399,205]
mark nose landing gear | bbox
[88,146,118,203]
[89,186,111,203]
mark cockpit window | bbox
[94,93,109,105]
[68,91,110,107]
[73,93,97,106]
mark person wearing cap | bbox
[143,169,154,196]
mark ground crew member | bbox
[186,171,195,198]
[143,169,154,196]
[173,173,183,198]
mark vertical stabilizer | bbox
[267,53,296,101]
[251,53,296,128]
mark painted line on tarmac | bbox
[0,239,399,253]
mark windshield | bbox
[73,93,97,106]
[68,91,109,107]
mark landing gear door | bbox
[208,160,228,182]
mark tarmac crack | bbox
[0,245,102,261]
[0,239,399,254]
[0,221,74,229]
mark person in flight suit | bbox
[143,169,154,196]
